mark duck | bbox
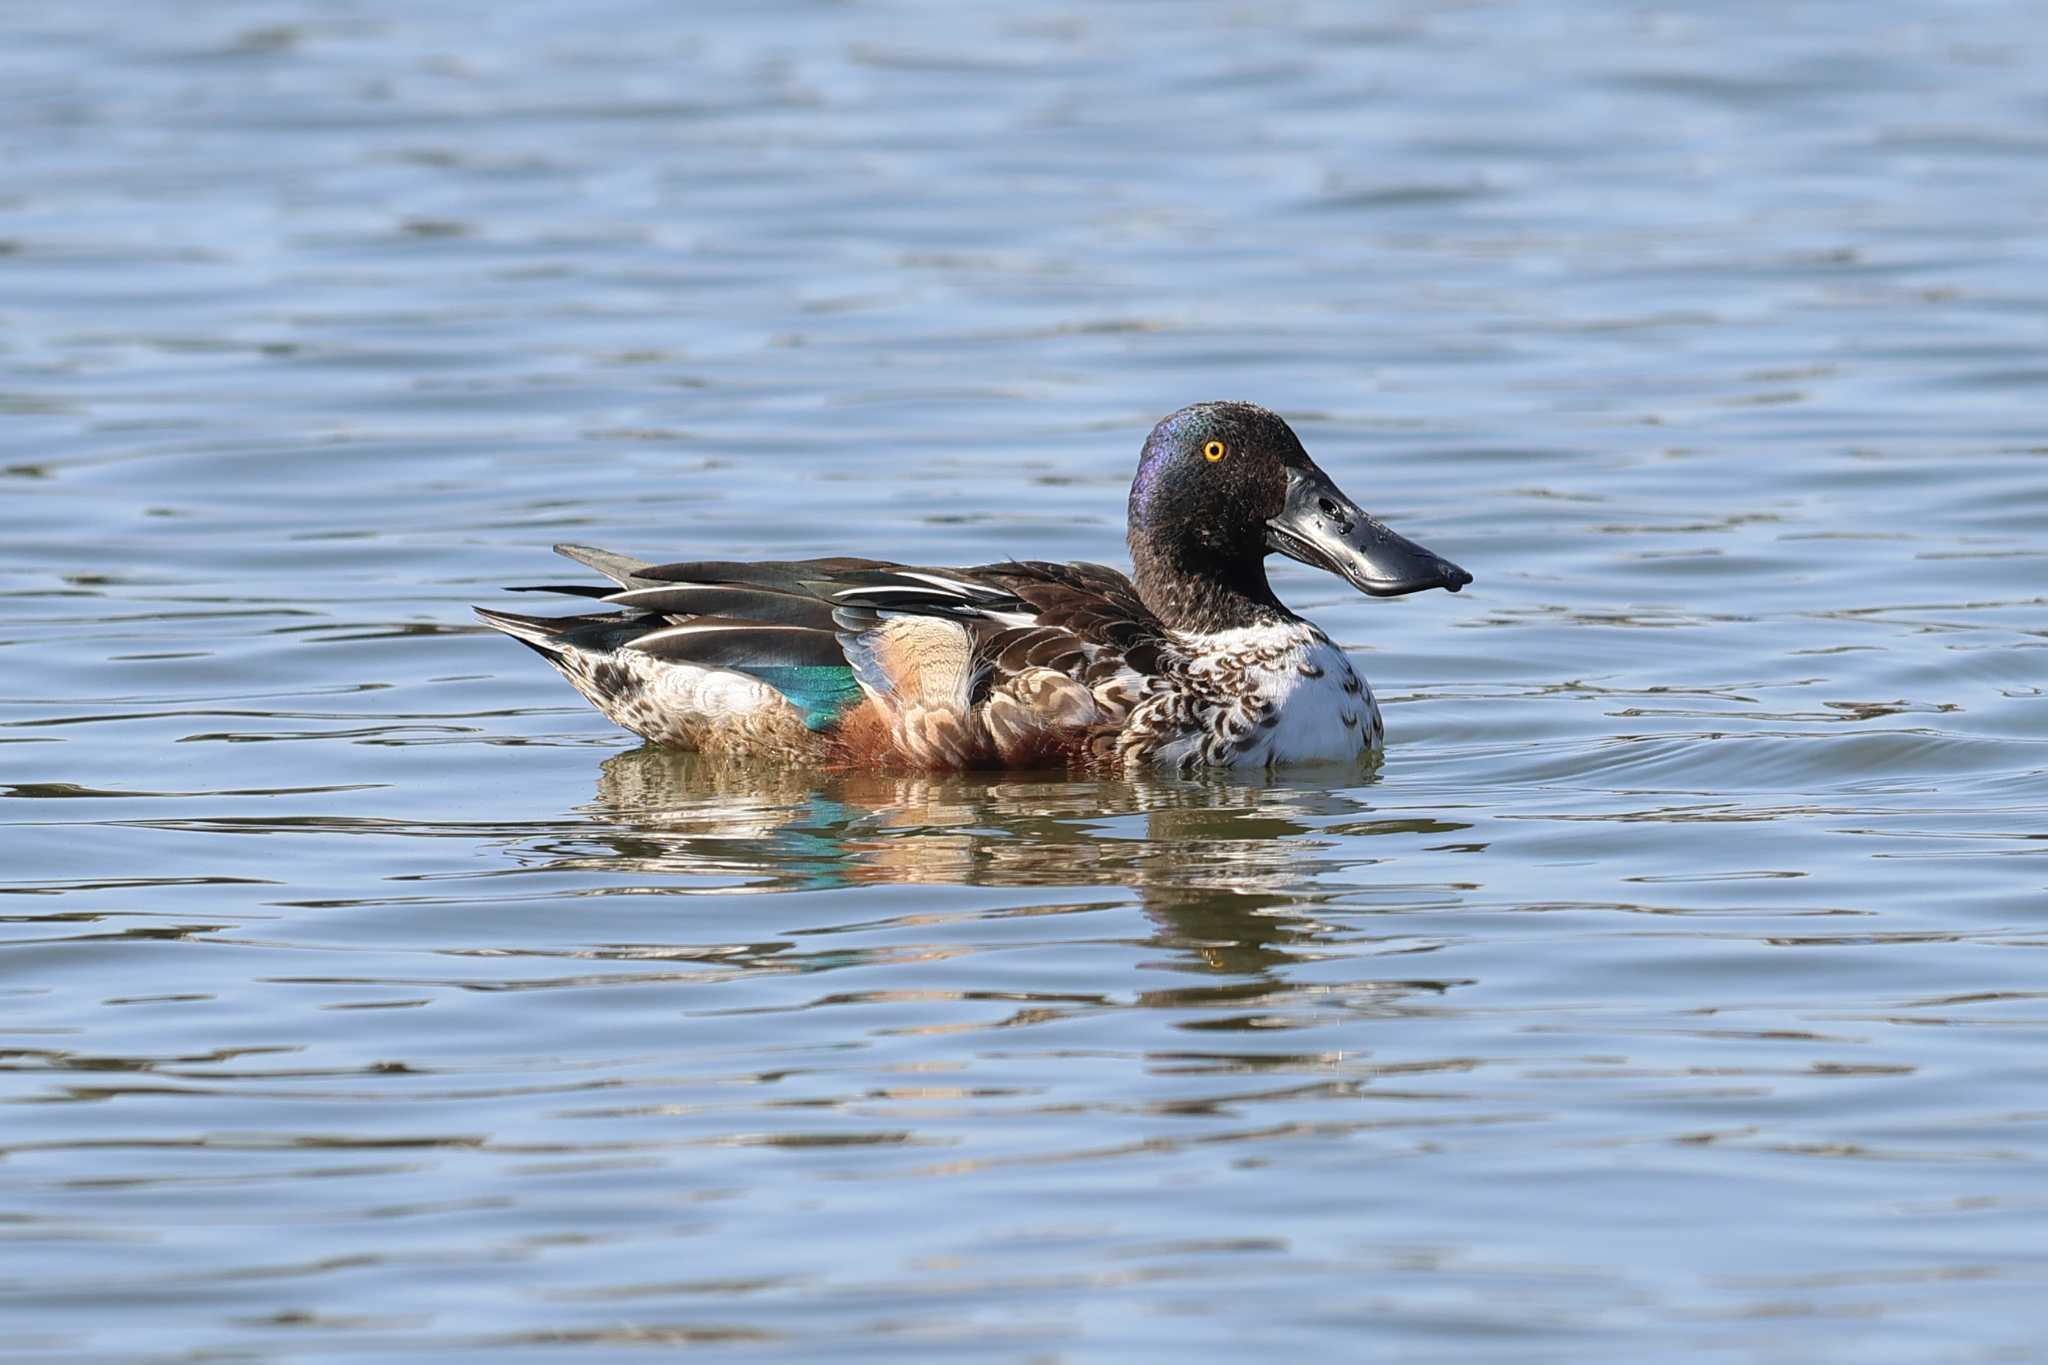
[475,401,1471,771]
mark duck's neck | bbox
[1131,540,1295,635]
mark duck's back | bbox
[476,548,1153,766]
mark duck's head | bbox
[1127,401,1471,631]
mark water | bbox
[4,1,2047,1359]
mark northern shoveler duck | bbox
[476,401,1470,770]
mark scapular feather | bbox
[603,583,838,630]
[506,582,616,600]
[636,557,891,590]
[626,620,850,671]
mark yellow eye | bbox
[1203,439,1227,462]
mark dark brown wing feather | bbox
[960,561,1175,688]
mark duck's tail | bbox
[471,604,648,661]
[471,605,574,659]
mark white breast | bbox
[1164,621,1382,768]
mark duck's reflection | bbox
[576,748,1366,891]
[514,749,1473,986]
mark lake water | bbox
[3,2,2046,1359]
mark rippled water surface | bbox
[4,2,2047,1359]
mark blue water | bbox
[4,3,2047,1359]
